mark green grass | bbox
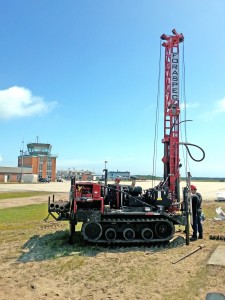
[204,202,225,219]
[0,202,82,232]
[0,191,50,200]
[0,202,97,263]
[0,203,47,223]
[0,203,86,253]
[0,203,49,231]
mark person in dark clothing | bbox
[190,184,203,241]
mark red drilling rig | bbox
[47,29,204,245]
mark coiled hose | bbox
[179,142,205,162]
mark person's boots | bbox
[198,234,203,239]
[190,236,197,241]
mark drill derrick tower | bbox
[161,29,184,203]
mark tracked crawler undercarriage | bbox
[48,180,189,245]
[81,216,175,244]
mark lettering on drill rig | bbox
[171,52,179,101]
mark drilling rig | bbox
[47,29,203,245]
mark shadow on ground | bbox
[17,231,96,263]
[17,230,185,263]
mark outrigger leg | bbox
[68,221,76,244]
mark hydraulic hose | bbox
[179,142,205,162]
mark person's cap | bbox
[191,185,197,190]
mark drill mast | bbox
[161,29,184,202]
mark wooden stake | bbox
[172,244,205,264]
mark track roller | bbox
[105,228,117,241]
[82,222,102,241]
[155,221,173,239]
[123,228,135,241]
[141,228,153,241]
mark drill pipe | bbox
[49,201,69,212]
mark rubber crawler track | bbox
[85,236,186,252]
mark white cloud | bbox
[0,86,57,120]
[202,97,225,119]
[180,102,200,110]
[217,97,225,112]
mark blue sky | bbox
[0,0,225,177]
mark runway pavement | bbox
[0,181,71,193]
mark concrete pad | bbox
[207,246,225,266]
[206,292,225,300]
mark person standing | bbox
[190,184,203,241]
